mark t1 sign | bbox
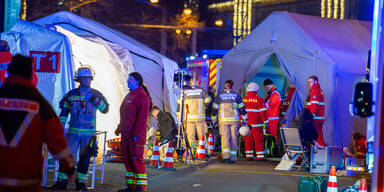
[30,51,61,73]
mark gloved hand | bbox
[243,118,248,125]
[115,124,121,136]
[85,92,99,104]
[59,156,76,181]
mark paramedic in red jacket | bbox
[243,82,268,161]
[0,40,13,85]
[0,55,75,192]
[263,79,281,139]
[115,72,151,192]
[305,75,326,146]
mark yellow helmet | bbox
[74,66,94,81]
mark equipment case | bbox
[310,146,343,174]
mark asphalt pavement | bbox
[42,157,359,192]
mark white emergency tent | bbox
[220,11,372,146]
[0,19,135,139]
[34,11,179,115]
[0,19,73,111]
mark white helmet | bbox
[74,66,94,81]
[247,82,259,92]
[239,125,251,137]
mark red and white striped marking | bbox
[208,133,214,156]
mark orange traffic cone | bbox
[327,166,338,192]
[196,135,206,159]
[359,178,367,192]
[160,140,175,171]
[208,133,214,156]
[149,139,160,169]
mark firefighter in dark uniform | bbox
[51,66,109,191]
[212,80,248,163]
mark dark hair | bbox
[352,132,365,141]
[308,75,319,82]
[8,54,33,80]
[225,80,234,89]
[129,72,153,111]
[263,79,274,86]
[0,40,10,51]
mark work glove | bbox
[115,124,121,136]
[85,92,99,105]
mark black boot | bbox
[76,180,88,191]
[136,185,146,192]
[50,180,68,190]
[117,186,135,192]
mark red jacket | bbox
[243,92,268,126]
[0,51,12,83]
[305,83,325,120]
[355,137,367,158]
[280,86,296,116]
[264,86,281,121]
[0,76,74,188]
[119,86,151,145]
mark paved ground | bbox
[42,157,216,192]
[42,157,361,192]
[149,159,358,192]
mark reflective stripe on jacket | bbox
[212,90,247,124]
[60,88,109,135]
[305,83,325,120]
[177,87,211,122]
[0,76,73,187]
[264,86,281,120]
[243,92,268,125]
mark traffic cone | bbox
[327,166,338,192]
[208,133,214,156]
[160,140,175,171]
[148,139,160,169]
[196,135,206,159]
[359,178,367,192]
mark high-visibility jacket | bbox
[0,76,74,189]
[243,92,268,126]
[280,86,296,116]
[355,137,367,159]
[177,86,212,122]
[264,86,281,122]
[0,51,12,84]
[305,83,325,120]
[60,88,109,136]
[212,89,247,124]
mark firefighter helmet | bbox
[247,82,259,92]
[239,125,251,137]
[74,66,94,81]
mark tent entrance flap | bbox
[245,54,291,99]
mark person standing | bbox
[212,80,248,163]
[306,75,325,146]
[0,40,13,86]
[243,82,268,161]
[51,66,109,191]
[0,55,75,192]
[176,78,212,155]
[115,72,151,192]
[263,79,281,140]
